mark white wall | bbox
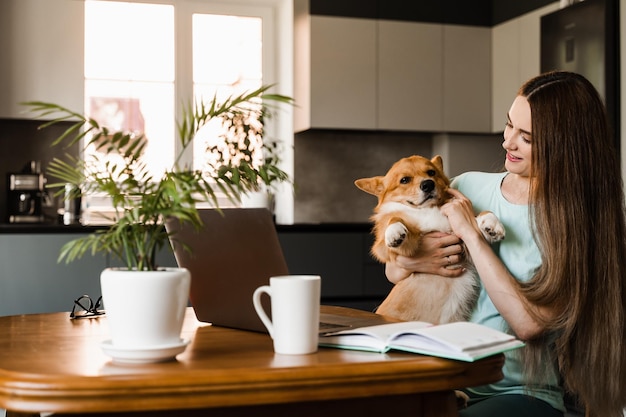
[1,0,625,213]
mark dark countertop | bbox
[277,223,373,233]
[0,222,374,234]
[0,223,107,234]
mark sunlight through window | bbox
[84,1,264,179]
[85,1,175,180]
[191,13,263,174]
[83,1,267,222]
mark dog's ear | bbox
[355,177,384,196]
[431,155,444,172]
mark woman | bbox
[386,71,626,417]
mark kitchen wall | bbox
[0,119,506,225]
[3,0,623,226]
[294,130,505,223]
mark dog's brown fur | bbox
[355,155,505,324]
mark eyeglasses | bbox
[70,295,105,319]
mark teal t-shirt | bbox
[451,171,564,412]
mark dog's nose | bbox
[420,179,435,193]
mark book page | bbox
[325,321,432,340]
[391,322,516,352]
[320,320,524,360]
[320,321,432,352]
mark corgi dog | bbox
[355,155,505,324]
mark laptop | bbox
[165,208,355,333]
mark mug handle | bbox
[252,285,274,338]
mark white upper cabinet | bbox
[295,15,377,131]
[295,12,492,133]
[378,21,444,131]
[311,16,378,130]
[491,18,519,133]
[443,25,492,132]
[0,0,84,119]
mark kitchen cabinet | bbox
[0,0,84,119]
[0,228,390,316]
[0,234,106,316]
[378,21,444,131]
[0,231,178,317]
[295,12,492,133]
[295,15,377,130]
[491,3,559,132]
[278,229,392,311]
[442,25,491,132]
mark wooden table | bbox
[0,306,504,417]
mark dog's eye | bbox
[400,176,411,184]
[426,169,436,177]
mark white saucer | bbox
[100,339,190,364]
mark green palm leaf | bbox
[24,85,293,270]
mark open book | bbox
[319,321,525,362]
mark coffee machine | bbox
[7,161,46,223]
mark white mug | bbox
[252,275,321,355]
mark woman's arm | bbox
[385,232,466,284]
[442,188,552,340]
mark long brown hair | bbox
[519,71,626,416]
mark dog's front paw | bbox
[385,222,408,248]
[476,211,505,243]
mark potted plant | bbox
[204,101,290,211]
[24,85,293,363]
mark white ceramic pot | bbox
[100,267,191,349]
[240,190,274,212]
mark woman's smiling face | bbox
[503,95,533,177]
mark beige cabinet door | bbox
[378,21,444,131]
[298,15,377,130]
[443,25,492,133]
[0,0,84,119]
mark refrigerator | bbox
[541,0,620,152]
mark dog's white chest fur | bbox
[377,202,451,233]
[374,201,476,324]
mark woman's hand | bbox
[385,232,466,284]
[440,188,484,244]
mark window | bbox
[191,13,263,172]
[83,0,293,223]
[85,1,175,180]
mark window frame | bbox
[84,0,294,223]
